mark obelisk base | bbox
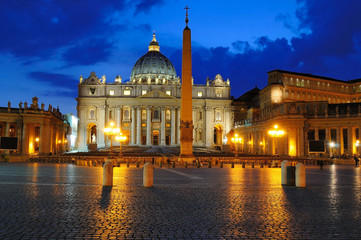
[178,155,195,164]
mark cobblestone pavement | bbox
[0,163,361,239]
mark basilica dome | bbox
[130,34,178,84]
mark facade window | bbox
[109,110,112,119]
[109,90,115,96]
[142,90,147,95]
[166,110,171,120]
[301,79,305,87]
[166,90,171,95]
[197,91,203,97]
[142,110,146,120]
[124,109,130,120]
[124,90,131,96]
[296,79,300,87]
[198,110,202,120]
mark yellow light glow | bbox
[356,140,360,147]
[274,124,278,129]
[329,142,335,147]
[65,140,68,143]
[58,140,61,143]
[260,142,263,145]
[35,137,39,142]
[110,122,114,127]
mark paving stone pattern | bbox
[0,163,361,239]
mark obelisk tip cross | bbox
[184,5,190,26]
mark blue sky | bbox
[1,0,361,115]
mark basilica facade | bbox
[76,34,233,151]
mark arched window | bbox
[198,110,203,120]
[90,110,95,119]
[109,110,112,119]
[216,111,221,121]
[154,110,159,119]
[124,109,130,120]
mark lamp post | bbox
[115,133,127,156]
[104,121,120,153]
[329,141,336,157]
[231,134,242,158]
[268,124,285,155]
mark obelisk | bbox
[179,6,194,163]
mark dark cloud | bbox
[134,0,164,15]
[28,71,76,90]
[0,0,125,59]
[62,38,115,65]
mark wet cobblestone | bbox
[0,163,361,239]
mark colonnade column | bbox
[160,107,166,145]
[131,106,135,145]
[205,106,212,147]
[97,105,106,148]
[336,127,341,155]
[146,106,152,145]
[192,107,196,144]
[177,108,180,144]
[136,107,141,145]
[171,107,176,145]
[76,106,87,151]
[22,123,28,154]
[347,127,352,155]
[116,107,121,127]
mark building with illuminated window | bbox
[76,34,233,151]
[0,97,69,159]
[233,70,361,157]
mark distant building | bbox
[0,97,69,158]
[76,34,234,151]
[233,70,361,157]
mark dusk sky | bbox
[1,0,361,115]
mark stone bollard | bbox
[231,162,234,168]
[268,162,272,168]
[260,163,264,168]
[143,162,153,187]
[159,161,163,168]
[242,162,245,168]
[251,162,254,168]
[281,160,290,185]
[220,161,223,168]
[103,159,113,186]
[136,161,140,168]
[172,161,175,168]
[208,160,212,168]
[185,162,188,168]
[88,161,92,167]
[296,163,306,187]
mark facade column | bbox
[177,108,181,144]
[225,107,230,137]
[136,107,142,145]
[205,106,213,147]
[97,105,106,148]
[22,123,28,154]
[325,127,330,156]
[5,122,9,137]
[131,106,136,145]
[76,106,87,151]
[160,107,166,145]
[146,106,152,146]
[116,107,121,128]
[171,107,176,145]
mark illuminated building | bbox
[0,97,69,159]
[76,34,233,151]
[234,70,361,157]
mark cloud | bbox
[134,0,164,15]
[0,0,125,59]
[62,38,115,65]
[28,71,76,90]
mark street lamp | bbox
[355,140,360,155]
[329,141,336,157]
[115,132,127,156]
[231,134,242,157]
[268,124,285,155]
[104,121,120,153]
